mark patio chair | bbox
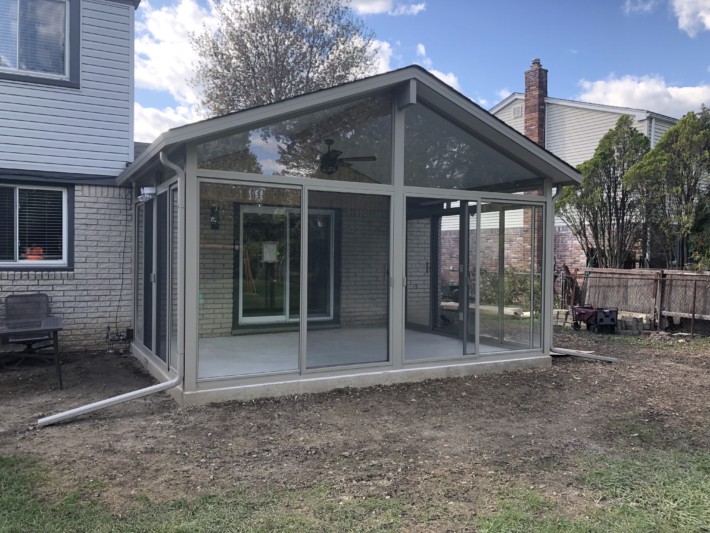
[0,293,63,389]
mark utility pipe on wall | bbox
[38,151,186,428]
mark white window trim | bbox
[0,184,68,268]
[0,0,72,82]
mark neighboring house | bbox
[0,0,140,350]
[118,65,582,405]
[491,59,678,269]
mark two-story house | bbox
[491,59,678,269]
[0,0,140,349]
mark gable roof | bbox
[490,92,677,124]
[119,66,583,186]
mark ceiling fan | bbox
[318,139,376,175]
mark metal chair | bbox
[0,293,63,389]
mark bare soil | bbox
[1,330,709,522]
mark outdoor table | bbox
[0,317,63,389]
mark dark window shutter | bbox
[0,187,15,261]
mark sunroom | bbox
[118,66,582,405]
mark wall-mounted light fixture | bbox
[210,204,220,230]
[137,186,156,203]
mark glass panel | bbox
[0,0,18,70]
[478,203,541,352]
[155,192,168,362]
[405,197,464,361]
[142,200,154,351]
[466,201,478,354]
[307,192,389,368]
[170,187,179,369]
[19,0,67,76]
[0,187,15,261]
[135,204,144,343]
[198,182,301,379]
[197,94,392,185]
[404,103,542,192]
[18,189,63,261]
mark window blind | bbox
[18,189,64,261]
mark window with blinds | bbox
[0,0,69,77]
[0,185,67,265]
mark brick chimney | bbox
[524,58,547,146]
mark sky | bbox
[133,0,710,142]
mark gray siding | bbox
[0,0,134,177]
[545,103,646,168]
[492,97,525,135]
[652,118,675,145]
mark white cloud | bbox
[497,88,513,100]
[413,42,460,90]
[134,102,200,143]
[429,70,461,90]
[622,0,659,15]
[134,0,216,106]
[351,0,426,16]
[671,0,710,36]
[578,74,710,118]
[371,39,394,73]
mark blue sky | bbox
[133,0,710,141]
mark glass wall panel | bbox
[478,202,542,352]
[170,187,179,369]
[156,192,168,362]
[142,200,154,350]
[197,94,392,185]
[405,197,464,360]
[198,182,301,379]
[404,103,543,192]
[135,203,145,344]
[466,201,478,354]
[306,192,389,368]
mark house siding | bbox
[0,185,133,350]
[652,118,674,145]
[0,0,134,177]
[545,103,646,168]
[492,97,525,135]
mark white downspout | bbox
[37,151,186,428]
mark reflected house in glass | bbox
[118,66,582,405]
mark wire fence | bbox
[554,267,710,336]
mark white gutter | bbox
[38,151,186,428]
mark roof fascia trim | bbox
[489,93,524,114]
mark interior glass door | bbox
[240,207,291,324]
[239,207,333,325]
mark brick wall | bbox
[339,207,389,328]
[554,225,587,270]
[0,185,133,351]
[406,218,431,326]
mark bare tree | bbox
[192,0,378,117]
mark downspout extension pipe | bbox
[37,151,186,428]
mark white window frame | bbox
[0,184,69,267]
[0,0,72,81]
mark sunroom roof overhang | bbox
[118,66,583,187]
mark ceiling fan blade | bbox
[340,156,377,162]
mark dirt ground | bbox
[1,329,709,521]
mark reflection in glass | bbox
[198,183,301,379]
[307,192,390,368]
[478,203,542,352]
[197,94,392,184]
[404,103,542,192]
